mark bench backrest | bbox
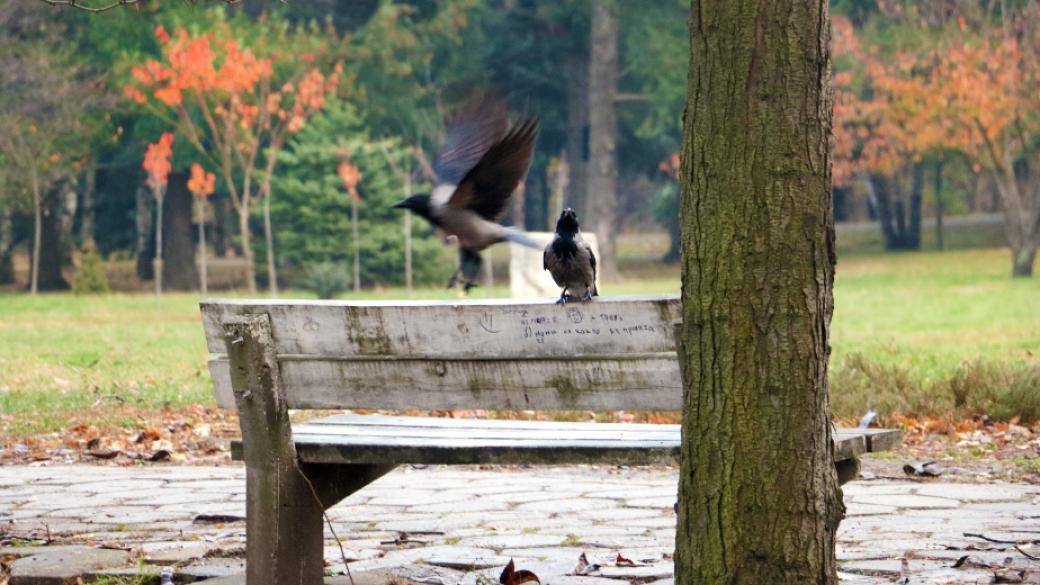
[202,295,682,411]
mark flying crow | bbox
[544,208,598,304]
[392,99,540,292]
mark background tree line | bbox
[0,0,1037,296]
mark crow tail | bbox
[501,227,541,249]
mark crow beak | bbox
[391,199,408,209]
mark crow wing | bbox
[433,96,508,187]
[584,240,598,295]
[448,116,538,221]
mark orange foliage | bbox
[188,163,216,197]
[338,160,362,202]
[142,132,173,191]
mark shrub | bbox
[300,262,351,300]
[71,240,110,295]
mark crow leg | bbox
[458,249,483,295]
[556,287,569,305]
[582,287,594,302]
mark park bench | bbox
[200,295,900,585]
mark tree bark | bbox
[264,190,278,297]
[934,159,944,250]
[0,206,13,285]
[198,201,208,296]
[30,167,42,295]
[239,207,257,294]
[676,1,842,583]
[587,0,620,280]
[161,172,199,291]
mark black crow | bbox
[392,99,540,292]
[544,208,598,304]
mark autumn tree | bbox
[125,24,339,293]
[935,13,1040,276]
[188,162,216,294]
[143,132,173,301]
[676,0,842,583]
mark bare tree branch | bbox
[34,0,249,12]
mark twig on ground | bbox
[294,459,356,585]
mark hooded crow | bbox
[544,208,598,304]
[392,98,540,292]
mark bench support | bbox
[224,314,392,585]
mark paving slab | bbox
[2,464,1039,585]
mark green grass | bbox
[0,247,1037,434]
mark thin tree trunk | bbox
[30,167,41,295]
[198,199,208,295]
[587,0,620,280]
[80,159,96,243]
[908,162,924,249]
[935,159,944,250]
[676,0,842,583]
[239,207,256,294]
[351,195,360,293]
[264,187,278,297]
[154,186,164,305]
[404,173,412,295]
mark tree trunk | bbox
[37,187,70,292]
[1012,243,1037,277]
[154,186,163,302]
[264,189,278,297]
[160,173,200,291]
[935,159,944,250]
[0,206,13,285]
[239,206,257,294]
[80,159,96,244]
[587,0,620,280]
[907,162,924,249]
[565,57,589,218]
[676,1,842,584]
[30,167,42,295]
[351,195,360,293]
[135,183,154,281]
[404,173,412,295]
[198,199,208,296]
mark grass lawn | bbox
[0,246,1037,436]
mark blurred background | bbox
[0,1,1037,470]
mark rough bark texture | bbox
[676,1,843,584]
[162,172,199,291]
[587,0,619,279]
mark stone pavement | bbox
[1,464,1038,584]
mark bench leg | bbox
[835,457,861,485]
[224,314,396,585]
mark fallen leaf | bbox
[146,449,171,462]
[193,514,245,524]
[499,559,540,585]
[993,568,1025,583]
[573,552,600,576]
[87,449,122,460]
[615,553,637,567]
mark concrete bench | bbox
[201,295,900,585]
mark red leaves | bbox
[499,559,540,585]
[188,163,216,197]
[338,160,362,201]
[143,132,174,190]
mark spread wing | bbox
[433,96,508,187]
[448,116,538,221]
